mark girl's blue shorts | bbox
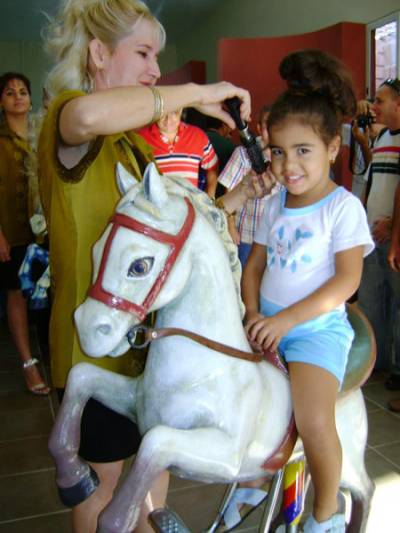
[260,297,354,386]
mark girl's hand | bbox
[240,169,276,200]
[243,310,264,351]
[0,231,11,262]
[245,312,293,352]
[195,82,251,130]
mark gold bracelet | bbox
[215,196,236,218]
[149,86,164,123]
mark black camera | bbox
[356,113,374,129]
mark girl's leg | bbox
[7,289,50,393]
[289,362,341,522]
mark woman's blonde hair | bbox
[43,0,166,98]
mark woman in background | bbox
[0,71,50,395]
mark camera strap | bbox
[365,127,389,203]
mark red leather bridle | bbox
[88,197,195,322]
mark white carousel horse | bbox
[49,163,374,533]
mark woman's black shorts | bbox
[57,390,141,463]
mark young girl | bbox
[242,50,374,532]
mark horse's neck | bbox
[157,214,249,350]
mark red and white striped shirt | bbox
[139,122,218,187]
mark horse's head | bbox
[74,163,195,358]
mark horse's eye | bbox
[127,257,154,278]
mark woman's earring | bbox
[329,158,336,166]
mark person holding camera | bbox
[357,78,400,392]
[342,100,384,199]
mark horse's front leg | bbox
[48,362,138,507]
[98,425,243,533]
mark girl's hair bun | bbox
[279,49,356,118]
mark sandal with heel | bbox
[22,358,51,396]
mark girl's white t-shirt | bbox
[254,187,374,309]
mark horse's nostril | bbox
[97,324,112,336]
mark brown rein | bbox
[131,325,264,363]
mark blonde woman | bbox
[0,72,50,395]
[38,1,251,531]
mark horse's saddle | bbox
[341,303,376,394]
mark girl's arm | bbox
[241,243,267,321]
[59,82,251,146]
[247,245,364,351]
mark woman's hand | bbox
[195,82,251,130]
[244,311,293,353]
[0,231,11,262]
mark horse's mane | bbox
[162,175,245,318]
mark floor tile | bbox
[0,470,65,521]
[364,397,382,413]
[363,381,400,409]
[0,407,53,441]
[167,482,228,531]
[367,409,400,446]
[169,473,206,492]
[0,435,54,476]
[365,449,400,533]
[0,389,50,413]
[364,370,387,385]
[373,442,400,469]
[0,511,71,533]
[0,370,26,393]
[0,355,19,372]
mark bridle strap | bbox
[134,325,288,373]
[142,326,264,363]
[88,198,195,321]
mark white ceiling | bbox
[0,0,221,43]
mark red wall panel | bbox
[159,60,206,85]
[218,22,366,188]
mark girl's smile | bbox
[269,120,340,206]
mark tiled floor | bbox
[0,320,399,532]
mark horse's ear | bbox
[143,162,168,208]
[116,163,139,195]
